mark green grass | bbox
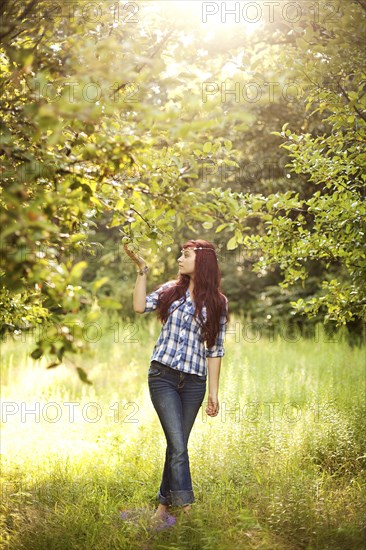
[1,314,365,549]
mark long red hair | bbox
[155,239,229,347]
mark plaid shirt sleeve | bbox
[144,281,175,313]
[205,297,228,358]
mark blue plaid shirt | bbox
[143,281,228,376]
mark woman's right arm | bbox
[133,266,148,313]
[123,245,148,313]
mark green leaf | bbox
[68,233,88,243]
[252,200,263,212]
[216,223,229,233]
[226,236,237,250]
[91,277,110,292]
[70,261,88,280]
[235,229,244,244]
[46,361,61,369]
[31,348,43,360]
[76,367,93,385]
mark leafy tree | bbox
[0,0,236,371]
[1,0,364,376]
[248,0,366,325]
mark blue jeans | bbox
[148,360,207,507]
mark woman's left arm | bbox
[206,356,221,417]
[205,297,228,417]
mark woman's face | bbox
[177,247,196,277]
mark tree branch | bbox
[338,81,366,122]
[0,0,40,41]
[129,207,152,228]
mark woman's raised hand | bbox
[123,244,147,269]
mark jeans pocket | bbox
[148,366,162,377]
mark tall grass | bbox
[1,314,365,549]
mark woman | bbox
[124,239,229,526]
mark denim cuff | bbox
[157,490,172,506]
[157,489,195,506]
[170,489,195,507]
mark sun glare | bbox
[157,1,263,79]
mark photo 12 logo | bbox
[1,401,140,424]
[202,80,303,104]
[14,2,140,24]
[201,1,340,25]
[30,80,140,105]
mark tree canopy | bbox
[1,0,365,371]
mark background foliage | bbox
[1,0,365,372]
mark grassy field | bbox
[1,314,365,549]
